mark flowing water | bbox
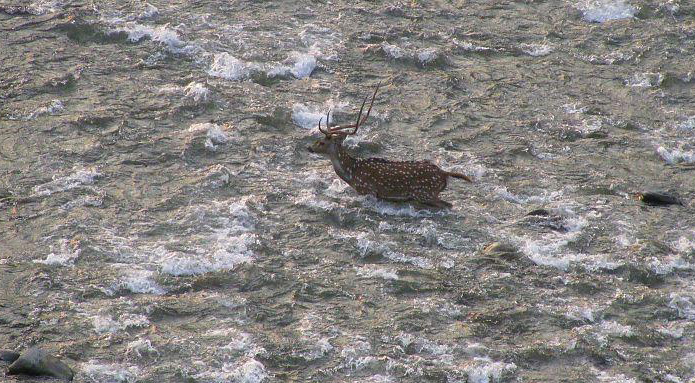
[1,0,695,382]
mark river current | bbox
[1,1,694,382]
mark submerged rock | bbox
[0,350,20,363]
[521,209,569,232]
[483,242,519,257]
[7,347,74,381]
[525,209,551,217]
[636,192,684,206]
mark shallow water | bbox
[1,0,694,382]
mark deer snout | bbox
[307,145,315,153]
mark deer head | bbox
[307,112,346,158]
[307,83,380,157]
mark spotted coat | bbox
[330,146,470,208]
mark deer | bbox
[307,84,472,209]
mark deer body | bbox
[308,84,471,209]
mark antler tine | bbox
[317,116,330,135]
[328,82,381,136]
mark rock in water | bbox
[636,192,684,206]
[525,208,551,217]
[483,242,519,257]
[7,347,74,381]
[0,350,20,363]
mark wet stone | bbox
[525,209,550,217]
[0,350,20,363]
[7,347,74,381]
[636,192,684,206]
[483,242,519,257]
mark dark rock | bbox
[526,209,550,217]
[637,192,683,206]
[7,347,74,381]
[0,350,20,363]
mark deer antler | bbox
[318,83,380,137]
[317,114,330,136]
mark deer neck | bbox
[329,145,357,183]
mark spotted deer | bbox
[307,84,472,208]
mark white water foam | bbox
[362,196,440,218]
[302,337,334,361]
[214,330,267,358]
[291,100,351,130]
[655,145,695,164]
[414,297,463,318]
[380,42,442,66]
[656,323,684,339]
[355,375,395,383]
[158,82,210,104]
[492,186,564,205]
[183,81,210,103]
[208,52,254,81]
[108,269,166,296]
[292,103,331,130]
[289,53,317,78]
[92,314,150,334]
[194,359,267,383]
[675,116,695,132]
[356,264,399,280]
[647,254,692,275]
[27,99,64,119]
[139,3,159,19]
[668,293,695,320]
[452,39,495,53]
[125,338,159,358]
[565,305,598,322]
[158,199,257,276]
[28,0,63,15]
[511,208,621,271]
[61,194,104,210]
[521,44,553,57]
[109,22,193,54]
[674,236,695,253]
[592,367,638,383]
[267,52,317,79]
[599,320,634,337]
[380,42,408,60]
[408,336,453,357]
[299,24,344,61]
[32,167,101,197]
[576,0,638,23]
[325,178,351,196]
[340,339,378,371]
[417,48,440,65]
[626,72,663,88]
[652,116,695,164]
[354,232,433,269]
[464,357,517,383]
[211,51,316,81]
[189,122,234,152]
[80,361,140,383]
[34,239,81,266]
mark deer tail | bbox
[446,172,472,183]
